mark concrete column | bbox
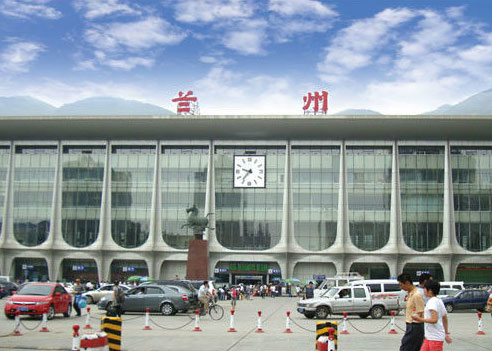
[334,142,346,252]
[205,141,215,244]
[279,142,291,252]
[0,142,13,248]
[153,143,162,250]
[387,141,399,251]
[440,258,452,281]
[438,142,454,254]
[47,141,62,249]
[101,144,112,249]
[146,147,159,249]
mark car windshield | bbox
[446,290,459,297]
[322,287,339,298]
[17,284,53,296]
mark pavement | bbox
[0,297,491,350]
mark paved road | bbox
[0,297,491,350]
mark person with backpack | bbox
[111,281,125,317]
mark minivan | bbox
[349,279,403,313]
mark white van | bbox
[314,273,363,298]
[439,281,464,290]
[348,279,403,314]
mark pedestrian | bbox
[231,286,238,309]
[398,273,425,351]
[417,273,432,304]
[304,282,314,300]
[486,292,492,316]
[73,278,86,317]
[412,280,452,350]
[111,281,124,317]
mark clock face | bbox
[233,155,266,188]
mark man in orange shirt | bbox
[398,273,425,351]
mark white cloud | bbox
[0,0,61,19]
[74,0,140,19]
[174,0,254,23]
[85,17,186,52]
[0,41,44,73]
[318,8,416,83]
[223,28,267,55]
[268,0,336,17]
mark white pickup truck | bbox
[297,284,398,319]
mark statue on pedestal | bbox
[181,204,214,240]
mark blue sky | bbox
[1,0,492,114]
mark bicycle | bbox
[199,297,224,320]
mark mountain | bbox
[423,88,492,115]
[55,97,174,115]
[333,109,381,115]
[0,96,56,116]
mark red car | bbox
[4,283,72,320]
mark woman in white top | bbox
[412,280,452,351]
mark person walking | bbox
[231,286,238,309]
[417,273,432,304]
[73,279,86,317]
[412,280,452,351]
[111,281,124,317]
[304,282,314,300]
[398,273,425,351]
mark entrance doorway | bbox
[234,275,264,285]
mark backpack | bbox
[116,287,125,303]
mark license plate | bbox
[297,307,305,313]
[17,307,29,312]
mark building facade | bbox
[0,115,491,284]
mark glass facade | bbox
[61,258,98,282]
[161,146,208,249]
[14,257,49,281]
[400,146,444,251]
[0,146,9,236]
[451,147,492,252]
[347,146,392,251]
[215,146,285,250]
[111,145,155,248]
[62,145,105,247]
[292,146,339,251]
[13,145,57,246]
[110,259,148,281]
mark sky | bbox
[1,0,492,115]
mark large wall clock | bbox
[233,155,266,188]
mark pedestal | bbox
[186,240,209,280]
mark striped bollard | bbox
[40,312,50,332]
[255,310,264,333]
[340,312,349,334]
[388,311,397,334]
[13,310,22,336]
[477,312,485,335]
[143,308,151,330]
[193,309,202,331]
[72,325,80,351]
[83,307,92,329]
[328,327,336,351]
[228,309,237,332]
[283,311,292,333]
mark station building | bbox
[0,114,491,284]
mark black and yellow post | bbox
[101,316,122,351]
[316,321,338,350]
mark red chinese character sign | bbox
[172,90,199,115]
[303,91,328,115]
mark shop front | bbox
[60,259,98,282]
[214,262,281,285]
[13,258,49,282]
[456,264,492,284]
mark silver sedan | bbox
[98,285,190,316]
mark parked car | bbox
[348,279,403,315]
[442,289,490,313]
[314,273,364,298]
[98,284,190,316]
[297,284,390,319]
[4,283,72,320]
[437,288,460,299]
[141,280,199,307]
[0,281,19,297]
[83,284,130,304]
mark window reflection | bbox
[62,146,105,248]
[161,146,208,249]
[451,147,492,252]
[347,146,392,251]
[215,147,284,250]
[111,146,155,248]
[292,146,339,251]
[400,146,444,251]
[13,145,57,246]
[0,146,10,236]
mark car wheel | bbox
[86,296,94,304]
[304,312,315,319]
[315,306,330,319]
[64,303,72,317]
[161,303,175,316]
[445,304,454,313]
[358,313,369,319]
[370,306,385,319]
[47,305,56,320]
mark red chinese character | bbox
[172,91,198,114]
[303,91,328,114]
